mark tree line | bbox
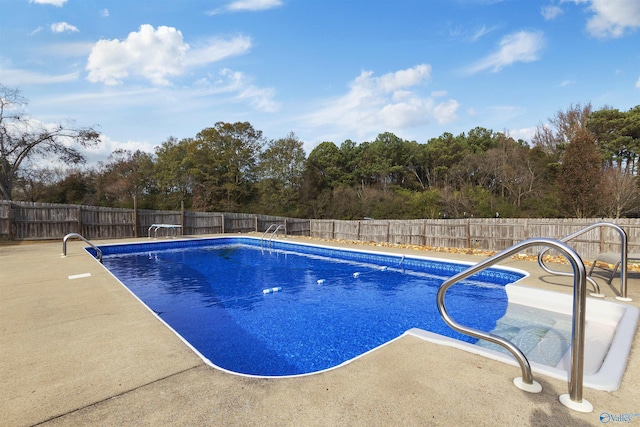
[2,84,639,219]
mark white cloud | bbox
[431,90,448,97]
[51,22,79,33]
[584,0,640,38]
[508,127,536,143]
[448,24,497,42]
[434,100,460,125]
[466,30,544,74]
[470,25,498,42]
[29,0,67,6]
[83,134,156,166]
[184,37,251,67]
[227,0,283,11]
[29,26,44,36]
[0,67,79,85]
[541,5,563,20]
[207,0,283,15]
[302,64,459,139]
[86,25,251,86]
[562,0,640,37]
[101,9,110,18]
[195,68,280,112]
[377,64,431,92]
[37,42,95,57]
[636,76,640,89]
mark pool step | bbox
[525,320,571,367]
[477,323,570,367]
[476,304,572,367]
[555,320,615,375]
[476,306,615,375]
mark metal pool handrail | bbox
[436,237,593,412]
[62,233,102,263]
[261,224,285,251]
[261,224,278,250]
[537,222,629,300]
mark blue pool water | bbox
[98,238,524,377]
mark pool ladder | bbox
[437,237,593,412]
[537,222,630,301]
[62,233,102,262]
[261,224,285,251]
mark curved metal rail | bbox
[437,237,592,412]
[261,224,285,251]
[269,224,285,248]
[537,222,628,300]
[261,224,277,250]
[62,233,102,263]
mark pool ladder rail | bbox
[261,224,286,251]
[62,233,102,263]
[537,222,630,301]
[437,237,593,413]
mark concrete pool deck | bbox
[1,235,639,426]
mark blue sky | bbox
[1,0,639,165]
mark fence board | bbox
[10,202,79,240]
[185,212,223,235]
[0,201,10,239]
[137,209,182,237]
[224,212,258,233]
[82,206,135,239]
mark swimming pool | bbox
[98,237,521,375]
[95,237,638,389]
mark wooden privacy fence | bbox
[0,201,310,241]
[2,201,639,261]
[311,218,640,261]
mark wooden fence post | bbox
[8,202,14,241]
[422,219,427,246]
[181,200,185,235]
[465,219,471,248]
[133,196,138,238]
[77,205,82,235]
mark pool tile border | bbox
[93,236,524,286]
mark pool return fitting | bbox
[437,237,593,413]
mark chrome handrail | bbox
[437,237,592,412]
[261,224,278,250]
[537,222,628,300]
[62,233,102,263]
[268,224,285,250]
[539,254,602,297]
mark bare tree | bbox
[532,103,592,161]
[0,84,100,200]
[599,168,639,219]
